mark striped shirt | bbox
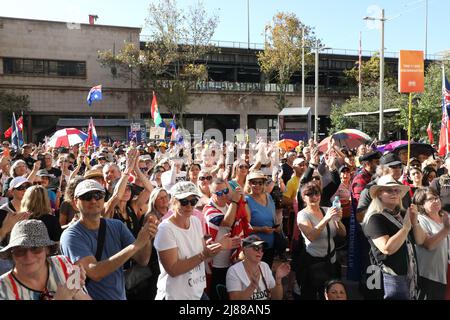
[0,255,73,300]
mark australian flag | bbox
[11,113,23,150]
[87,85,102,106]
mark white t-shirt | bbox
[416,214,450,284]
[154,216,206,300]
[226,261,275,300]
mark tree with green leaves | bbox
[98,0,218,127]
[331,53,450,142]
[397,60,450,141]
[0,90,30,131]
[257,12,319,110]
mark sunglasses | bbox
[311,176,321,181]
[304,190,320,197]
[78,191,105,201]
[33,181,44,185]
[250,180,265,186]
[15,184,31,191]
[39,287,55,301]
[179,197,199,207]
[11,246,45,257]
[239,164,249,169]
[382,188,402,195]
[199,176,212,181]
[390,165,403,169]
[215,188,229,197]
[250,245,264,252]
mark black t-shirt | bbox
[37,214,62,242]
[281,163,294,185]
[364,212,415,275]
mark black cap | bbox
[115,148,125,155]
[380,153,402,167]
[359,151,382,163]
[338,165,351,174]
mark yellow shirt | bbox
[283,175,300,200]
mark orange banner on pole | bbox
[398,50,424,93]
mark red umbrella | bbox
[47,128,88,148]
[318,129,371,152]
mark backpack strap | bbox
[86,218,107,285]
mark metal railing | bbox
[140,36,444,61]
[156,79,358,95]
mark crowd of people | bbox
[0,135,448,300]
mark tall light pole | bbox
[314,41,330,142]
[302,27,305,109]
[364,8,386,142]
[425,0,428,58]
[314,39,319,142]
[247,0,250,50]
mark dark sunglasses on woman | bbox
[78,191,105,201]
[199,176,212,182]
[215,188,229,196]
[179,198,199,207]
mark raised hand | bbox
[403,210,412,231]
[275,262,291,280]
[202,237,222,259]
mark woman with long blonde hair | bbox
[21,185,62,242]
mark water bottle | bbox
[332,196,341,225]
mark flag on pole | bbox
[84,117,100,149]
[427,121,434,144]
[438,67,450,156]
[151,91,162,127]
[87,85,102,106]
[11,113,23,149]
[4,116,24,138]
[169,115,177,140]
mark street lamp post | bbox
[314,39,319,142]
[302,27,305,109]
[364,9,386,142]
[313,41,330,142]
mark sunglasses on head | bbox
[179,197,199,207]
[11,246,45,257]
[78,191,105,201]
[215,188,229,196]
[199,176,212,181]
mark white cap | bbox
[74,179,105,198]
[9,177,30,190]
[293,158,306,166]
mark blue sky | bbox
[2,0,448,57]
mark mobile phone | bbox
[203,234,212,241]
[273,224,280,228]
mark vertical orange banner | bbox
[398,50,424,93]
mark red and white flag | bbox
[427,121,434,144]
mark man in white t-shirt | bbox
[203,178,242,300]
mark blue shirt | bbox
[245,194,275,248]
[60,218,135,300]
